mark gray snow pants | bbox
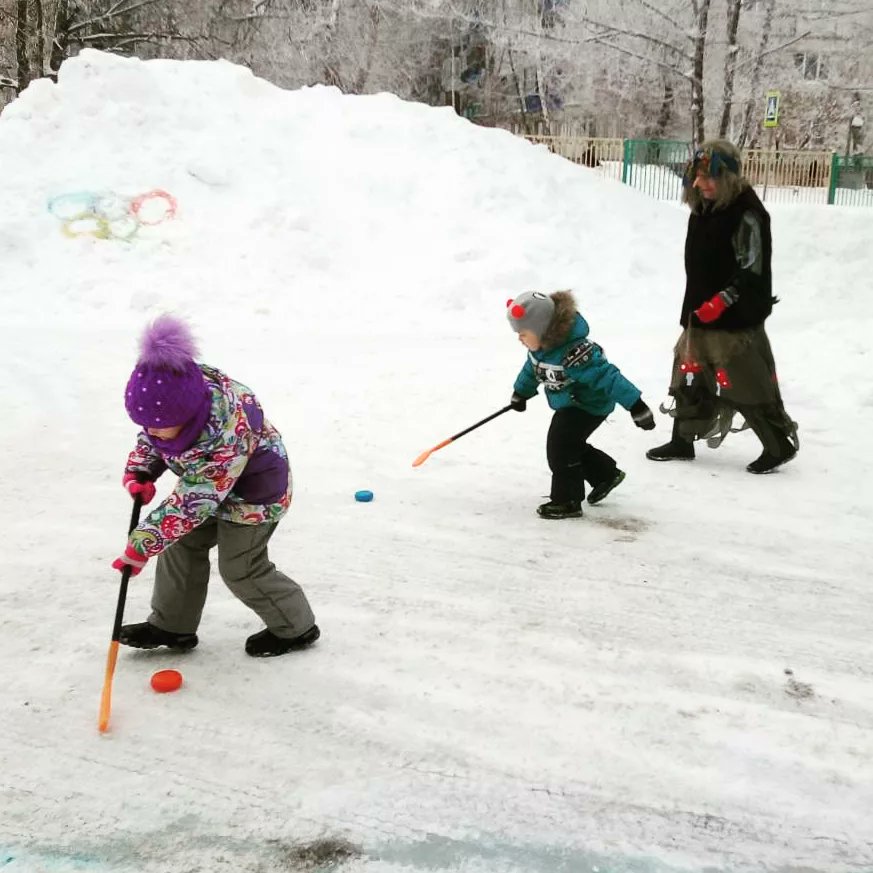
[148,517,315,640]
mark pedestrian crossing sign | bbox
[764,90,780,128]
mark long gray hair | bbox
[682,139,750,213]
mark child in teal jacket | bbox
[507,290,655,518]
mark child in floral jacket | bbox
[506,290,656,519]
[112,315,319,657]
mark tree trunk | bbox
[506,43,529,133]
[484,43,494,120]
[534,64,550,132]
[351,5,380,93]
[655,77,674,138]
[501,0,529,132]
[718,0,742,138]
[15,0,32,94]
[737,0,776,149]
[690,0,712,146]
[321,0,346,90]
[530,0,551,133]
[49,0,76,79]
[35,0,45,79]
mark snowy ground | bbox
[1,51,872,873]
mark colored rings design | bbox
[48,189,177,240]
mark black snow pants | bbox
[547,407,618,503]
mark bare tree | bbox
[718,0,741,138]
[537,1,713,141]
[1,0,203,99]
[526,0,551,132]
[736,0,776,148]
[3,0,871,146]
[650,75,674,138]
[14,0,30,92]
[318,0,384,92]
[689,0,711,145]
[57,0,195,60]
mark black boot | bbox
[747,439,798,474]
[119,621,198,651]
[646,419,695,461]
[587,469,626,505]
[537,500,583,519]
[739,404,799,474]
[245,624,321,658]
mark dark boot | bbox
[119,621,198,651]
[587,469,626,505]
[747,437,798,474]
[537,500,583,519]
[739,403,799,474]
[646,420,695,461]
[245,624,321,658]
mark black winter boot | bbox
[746,440,798,474]
[739,405,799,474]
[646,419,695,462]
[587,469,626,505]
[537,500,583,519]
[119,621,198,651]
[245,624,321,658]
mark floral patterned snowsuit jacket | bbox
[124,365,291,558]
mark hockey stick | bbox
[98,494,143,733]
[412,405,513,467]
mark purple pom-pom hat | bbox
[124,315,211,428]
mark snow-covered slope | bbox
[1,50,871,873]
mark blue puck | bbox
[354,490,374,502]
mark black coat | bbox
[681,187,775,331]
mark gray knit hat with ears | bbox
[506,291,555,339]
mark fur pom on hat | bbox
[124,315,210,428]
[137,314,200,370]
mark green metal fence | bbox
[621,139,691,201]
[829,154,873,206]
[518,131,873,207]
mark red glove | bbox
[123,473,156,505]
[112,543,148,576]
[694,292,729,324]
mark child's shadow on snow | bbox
[587,514,649,542]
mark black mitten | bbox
[510,393,527,412]
[630,397,655,430]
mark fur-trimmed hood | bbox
[540,290,580,350]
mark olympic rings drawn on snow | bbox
[47,189,177,240]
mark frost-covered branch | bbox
[624,0,686,35]
[576,13,694,65]
[67,0,166,34]
[588,32,695,85]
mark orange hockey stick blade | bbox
[98,640,120,733]
[412,438,451,467]
[412,406,512,468]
